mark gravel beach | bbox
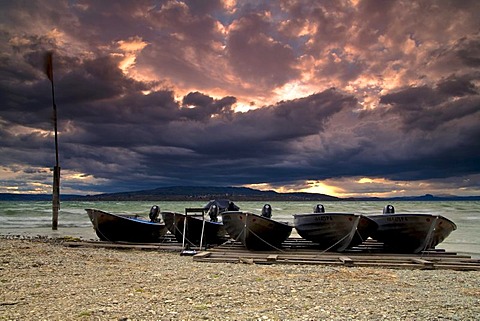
[1,237,479,321]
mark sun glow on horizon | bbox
[243,181,343,197]
[298,180,343,197]
[243,177,459,199]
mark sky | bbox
[0,0,479,198]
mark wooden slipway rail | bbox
[63,236,480,271]
[63,234,186,252]
[192,238,480,271]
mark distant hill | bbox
[77,186,340,201]
[0,193,79,201]
[351,193,480,202]
[1,188,479,202]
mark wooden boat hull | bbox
[162,212,227,246]
[293,213,378,252]
[222,212,293,250]
[369,214,457,253]
[86,209,168,243]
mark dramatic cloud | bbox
[0,0,479,197]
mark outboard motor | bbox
[208,204,219,222]
[261,204,272,219]
[149,205,160,222]
[313,204,325,213]
[383,204,395,214]
[227,201,238,211]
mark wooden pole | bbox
[45,52,60,230]
[52,165,60,230]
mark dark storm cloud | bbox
[1,0,479,196]
[181,92,236,121]
[54,86,354,192]
[380,78,480,132]
[348,76,480,181]
[437,76,479,97]
[135,1,231,93]
[226,11,299,89]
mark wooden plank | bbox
[194,251,212,258]
[432,264,480,271]
[411,258,434,267]
[210,248,474,263]
[63,241,184,251]
[267,254,278,262]
[257,259,342,266]
[216,240,470,259]
[193,251,480,270]
[62,237,480,271]
[339,256,354,266]
[193,257,240,263]
[239,257,255,264]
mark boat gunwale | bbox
[368,213,457,230]
[222,211,292,227]
[86,208,164,226]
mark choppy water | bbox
[1,200,479,258]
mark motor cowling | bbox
[227,201,238,211]
[383,204,395,214]
[149,205,160,222]
[208,204,219,222]
[313,204,325,213]
[261,204,272,218]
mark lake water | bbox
[1,200,479,258]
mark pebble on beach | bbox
[1,237,479,320]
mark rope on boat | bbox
[420,215,439,258]
[223,212,288,252]
[353,224,369,250]
[229,224,352,253]
[224,228,249,253]
[227,213,365,253]
[228,212,288,252]
[308,215,362,254]
[95,226,113,243]
[171,213,215,250]
[171,217,197,248]
[244,225,287,252]
[317,232,352,254]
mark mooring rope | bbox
[223,212,288,252]
[352,222,371,252]
[225,227,246,249]
[226,213,364,253]
[171,217,197,247]
[244,225,287,252]
[317,232,352,253]
[311,215,362,253]
[95,225,113,243]
[88,210,114,243]
[420,215,439,258]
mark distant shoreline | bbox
[1,185,480,202]
[1,194,479,202]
